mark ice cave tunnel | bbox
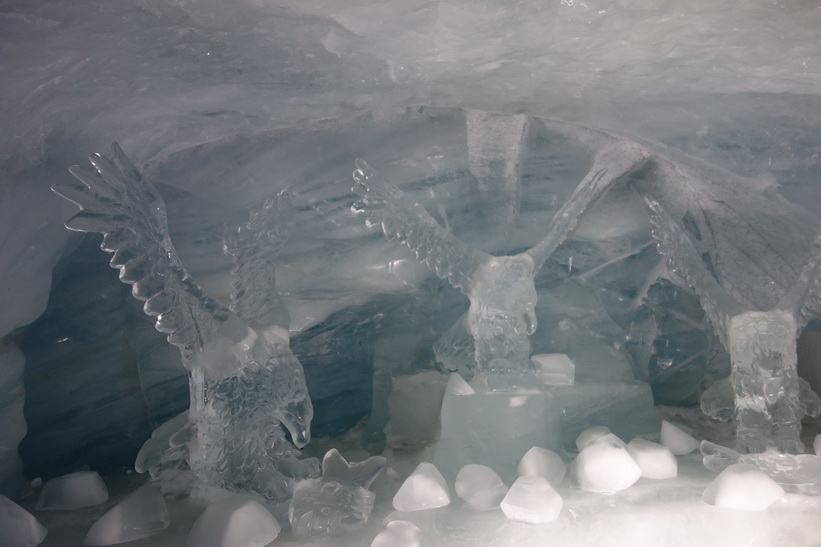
[2,1,821,546]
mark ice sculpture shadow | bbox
[52,143,320,511]
[645,198,821,455]
[351,142,651,390]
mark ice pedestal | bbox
[433,387,563,482]
[0,495,47,547]
[546,381,659,452]
[84,483,169,545]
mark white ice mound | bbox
[517,447,566,486]
[575,426,612,452]
[531,353,575,385]
[187,497,281,547]
[702,463,785,511]
[571,434,641,493]
[455,464,508,510]
[626,439,678,479]
[36,471,109,510]
[500,476,562,524]
[84,483,169,546]
[370,520,422,547]
[660,420,699,455]
[0,494,47,547]
[392,462,450,512]
[288,479,375,538]
[446,373,475,395]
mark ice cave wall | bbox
[1,0,821,496]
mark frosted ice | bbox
[702,463,785,511]
[517,447,566,486]
[571,434,642,493]
[36,471,108,511]
[187,497,280,547]
[701,440,821,495]
[53,146,320,505]
[454,464,508,510]
[531,353,575,386]
[288,479,375,538]
[499,476,562,525]
[626,439,677,480]
[815,434,821,455]
[575,426,612,452]
[0,495,47,547]
[84,483,169,546]
[370,520,422,547]
[392,462,450,512]
[660,420,700,456]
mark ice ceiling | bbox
[1,0,821,532]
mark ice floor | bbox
[16,409,821,547]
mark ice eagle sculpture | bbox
[352,141,651,389]
[52,143,320,509]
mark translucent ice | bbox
[660,420,699,456]
[53,145,320,504]
[815,434,821,455]
[647,199,821,454]
[385,370,447,449]
[517,447,566,486]
[575,426,612,452]
[454,464,508,510]
[288,479,376,538]
[320,449,386,490]
[36,471,108,511]
[370,520,422,547]
[392,462,450,512]
[626,439,677,479]
[352,143,649,388]
[0,495,47,547]
[84,483,169,546]
[702,463,785,511]
[499,476,563,524]
[188,497,280,547]
[445,373,476,396]
[571,434,642,493]
[532,353,575,386]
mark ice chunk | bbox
[370,520,422,547]
[385,370,447,448]
[454,464,508,510]
[0,495,47,547]
[392,462,450,512]
[446,373,475,395]
[575,426,612,452]
[814,434,820,455]
[289,478,375,538]
[84,483,169,546]
[517,447,566,486]
[571,434,642,493]
[36,471,108,510]
[187,497,280,547]
[702,463,785,511]
[499,476,562,524]
[321,449,386,489]
[660,420,699,455]
[626,439,678,479]
[532,353,575,385]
